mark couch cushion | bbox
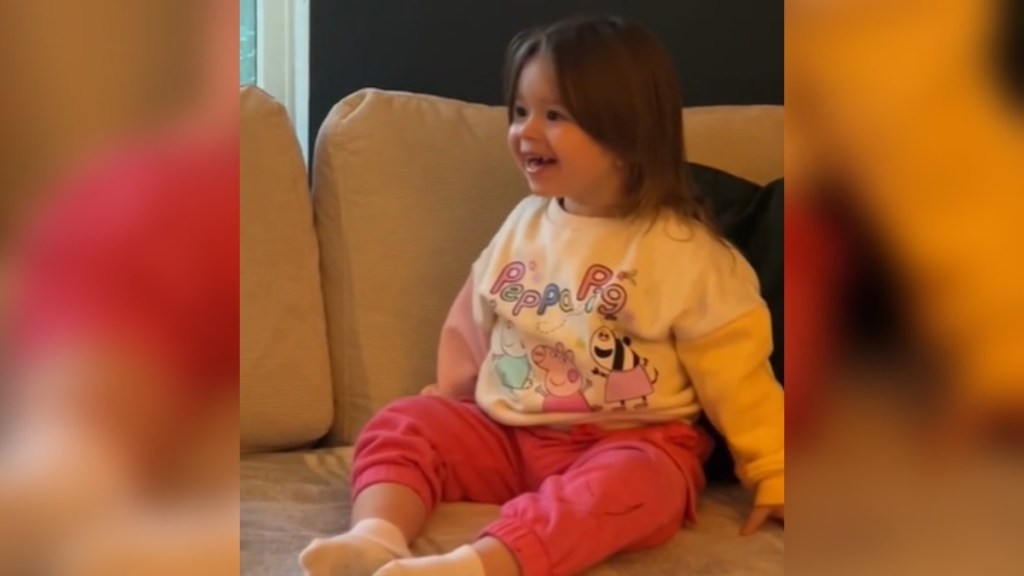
[240,86,333,452]
[684,106,783,187]
[312,89,782,445]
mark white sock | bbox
[299,518,411,576]
[374,545,485,576]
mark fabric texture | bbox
[689,166,785,483]
[682,105,783,187]
[312,90,528,445]
[692,166,784,380]
[240,86,333,453]
[446,196,784,496]
[353,395,711,576]
[241,446,784,576]
[420,194,784,504]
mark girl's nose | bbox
[518,114,542,140]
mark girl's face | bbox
[507,56,626,217]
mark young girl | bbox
[300,15,784,576]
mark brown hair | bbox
[503,15,716,230]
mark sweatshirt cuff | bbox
[755,475,785,506]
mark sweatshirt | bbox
[436,196,784,505]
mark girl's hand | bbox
[421,383,475,400]
[741,504,784,536]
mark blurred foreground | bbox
[787,0,1023,573]
[0,1,239,575]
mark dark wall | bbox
[310,0,782,149]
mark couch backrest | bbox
[240,86,334,452]
[312,89,782,445]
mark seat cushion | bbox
[240,86,333,452]
[240,447,784,576]
[312,89,783,444]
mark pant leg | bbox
[481,438,700,576]
[352,395,525,512]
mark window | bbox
[240,0,257,85]
[239,0,309,162]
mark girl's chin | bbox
[527,186,559,198]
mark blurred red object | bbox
[8,129,239,403]
[785,194,850,442]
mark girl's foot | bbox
[300,519,410,576]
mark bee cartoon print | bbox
[589,326,659,410]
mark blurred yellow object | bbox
[788,0,1024,428]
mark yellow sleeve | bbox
[675,291,785,506]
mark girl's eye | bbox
[513,106,527,118]
[546,110,565,121]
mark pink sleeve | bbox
[435,274,490,400]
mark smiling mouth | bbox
[524,156,557,173]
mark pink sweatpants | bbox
[353,396,713,576]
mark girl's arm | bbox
[430,273,491,400]
[673,245,784,508]
[676,305,784,507]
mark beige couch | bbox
[240,85,784,576]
